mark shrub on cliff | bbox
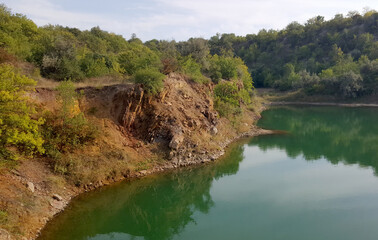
[133,68,165,95]
[214,82,242,117]
[0,64,44,161]
[180,56,209,84]
[42,81,97,171]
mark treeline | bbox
[0,4,254,111]
[3,4,377,101]
[208,10,378,98]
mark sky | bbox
[2,0,377,41]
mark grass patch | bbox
[134,158,154,171]
[0,210,8,224]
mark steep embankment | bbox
[0,73,271,240]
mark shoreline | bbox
[3,101,373,240]
[30,126,276,240]
[269,101,378,107]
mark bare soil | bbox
[0,73,272,240]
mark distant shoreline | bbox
[269,102,378,108]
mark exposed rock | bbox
[169,134,184,150]
[10,169,21,177]
[210,126,218,135]
[49,200,64,210]
[26,182,34,193]
[52,194,63,201]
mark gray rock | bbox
[169,134,184,150]
[52,194,63,201]
[26,182,34,193]
[210,126,218,135]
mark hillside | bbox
[0,71,271,239]
[209,10,378,97]
[0,3,377,240]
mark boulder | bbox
[52,194,63,201]
[49,200,64,210]
[210,126,218,135]
[169,134,184,150]
[26,182,34,193]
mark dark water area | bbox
[38,106,378,240]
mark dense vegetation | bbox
[0,64,96,166]
[0,64,44,161]
[208,10,378,97]
[0,4,254,163]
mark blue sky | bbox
[2,0,377,41]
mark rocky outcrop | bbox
[2,73,270,240]
[110,73,220,163]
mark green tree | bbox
[0,4,39,59]
[0,64,44,160]
[118,42,161,75]
[177,38,210,69]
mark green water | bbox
[38,106,378,240]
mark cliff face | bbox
[0,73,263,240]
[77,73,223,165]
[109,74,219,163]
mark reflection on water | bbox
[39,146,245,240]
[250,106,378,173]
[38,106,378,240]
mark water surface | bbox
[38,106,378,240]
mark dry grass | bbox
[35,78,60,89]
[74,75,131,88]
[36,75,132,89]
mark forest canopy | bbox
[0,4,377,100]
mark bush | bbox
[42,111,97,155]
[338,71,363,98]
[214,97,241,117]
[181,57,208,84]
[0,64,44,160]
[213,81,244,117]
[0,210,7,224]
[42,81,96,166]
[133,68,165,95]
[209,55,239,82]
[214,82,239,106]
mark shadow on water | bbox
[38,144,245,240]
[249,106,378,174]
